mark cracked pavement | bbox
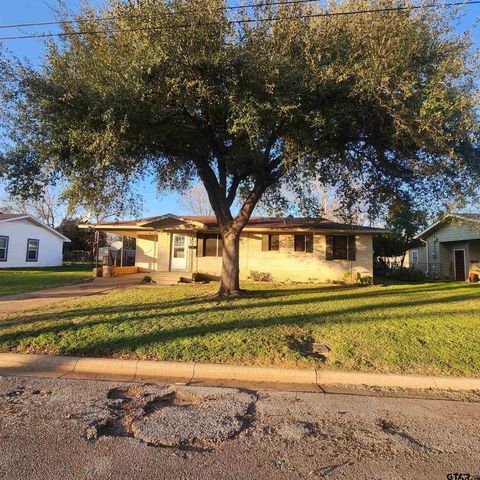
[0,375,479,479]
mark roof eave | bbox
[0,214,70,242]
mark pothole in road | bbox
[84,385,257,451]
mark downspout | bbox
[420,239,429,274]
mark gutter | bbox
[420,239,429,273]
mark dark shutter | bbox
[347,235,356,261]
[196,233,204,257]
[305,234,313,253]
[270,234,280,251]
[262,234,269,252]
[326,235,334,260]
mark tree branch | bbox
[194,156,232,224]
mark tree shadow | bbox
[1,280,477,334]
[0,285,478,359]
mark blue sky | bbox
[1,1,479,218]
[0,0,184,216]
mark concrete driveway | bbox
[0,374,479,479]
[0,274,154,315]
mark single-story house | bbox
[407,213,480,281]
[81,215,385,283]
[0,213,70,268]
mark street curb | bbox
[1,353,479,391]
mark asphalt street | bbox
[0,375,479,480]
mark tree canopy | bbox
[1,0,479,293]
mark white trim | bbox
[420,239,429,273]
[453,249,467,281]
[415,214,480,240]
[450,214,480,224]
[0,215,70,242]
[139,214,207,229]
[170,233,188,271]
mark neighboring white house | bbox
[0,213,70,268]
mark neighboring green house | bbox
[407,213,480,281]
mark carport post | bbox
[95,230,100,270]
[121,235,124,267]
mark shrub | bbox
[356,272,373,285]
[192,272,217,282]
[374,262,428,282]
[249,270,273,282]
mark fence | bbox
[374,260,453,281]
[412,262,453,280]
[63,250,94,264]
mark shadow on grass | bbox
[2,281,475,330]
[0,282,478,359]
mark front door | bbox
[454,250,466,281]
[171,234,187,270]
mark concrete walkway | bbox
[0,274,151,315]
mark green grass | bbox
[0,265,92,296]
[0,281,479,376]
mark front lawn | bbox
[0,281,479,376]
[0,265,92,297]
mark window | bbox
[26,239,39,262]
[173,235,185,258]
[294,234,313,253]
[326,235,356,261]
[0,236,8,262]
[333,236,348,259]
[411,250,418,266]
[200,234,223,257]
[262,234,280,252]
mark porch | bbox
[412,238,480,281]
[80,215,203,275]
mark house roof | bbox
[0,213,26,221]
[453,213,480,221]
[81,214,386,234]
[415,213,480,240]
[0,213,71,242]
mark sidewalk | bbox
[0,274,147,315]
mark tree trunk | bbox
[219,229,241,296]
[400,239,409,268]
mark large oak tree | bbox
[1,0,479,295]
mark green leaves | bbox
[0,0,478,220]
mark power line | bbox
[0,1,478,41]
[0,0,322,30]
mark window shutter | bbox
[262,234,269,252]
[326,236,334,260]
[306,234,314,253]
[196,233,204,257]
[347,235,356,261]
